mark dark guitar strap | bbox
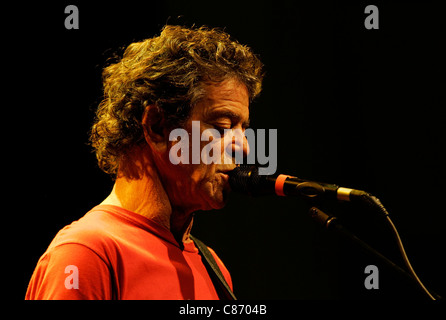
[190,235,237,300]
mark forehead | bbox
[191,79,250,121]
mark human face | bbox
[158,79,251,212]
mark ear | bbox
[141,104,169,153]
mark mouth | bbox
[216,166,237,191]
[219,172,229,181]
[218,172,231,193]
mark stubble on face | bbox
[161,79,251,212]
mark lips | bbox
[218,172,231,192]
[216,166,237,192]
[219,172,229,181]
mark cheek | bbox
[169,160,217,191]
[165,133,221,189]
[201,136,228,164]
[186,165,220,199]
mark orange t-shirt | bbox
[25,205,232,300]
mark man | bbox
[26,25,263,299]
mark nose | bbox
[225,129,250,162]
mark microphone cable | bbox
[357,193,438,300]
[229,165,441,300]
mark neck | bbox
[101,145,194,245]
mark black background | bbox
[16,1,445,300]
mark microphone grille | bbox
[228,165,263,195]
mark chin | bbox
[205,191,229,210]
[200,174,231,210]
[212,199,227,210]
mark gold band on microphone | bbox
[337,187,353,201]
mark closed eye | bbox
[207,110,250,130]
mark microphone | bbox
[228,165,371,203]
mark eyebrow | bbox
[207,109,250,128]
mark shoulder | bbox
[25,207,120,299]
[44,206,126,267]
[26,241,113,299]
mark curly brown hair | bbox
[90,25,264,177]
